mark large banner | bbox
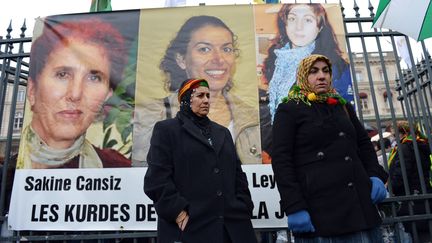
[9,4,352,230]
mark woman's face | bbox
[28,40,112,149]
[307,60,331,94]
[285,5,321,48]
[176,25,236,93]
[190,86,210,117]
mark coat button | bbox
[214,168,220,174]
[339,131,345,137]
[316,152,325,159]
[344,156,352,162]
[217,190,223,196]
[348,182,354,188]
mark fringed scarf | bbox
[387,122,432,186]
[268,41,315,122]
[388,122,429,167]
[284,54,346,106]
[17,125,103,168]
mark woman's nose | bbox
[317,71,327,80]
[66,79,83,101]
[211,50,224,64]
[295,20,304,30]
[203,95,210,103]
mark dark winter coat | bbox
[389,140,432,196]
[144,112,256,243]
[272,101,388,237]
[389,140,432,233]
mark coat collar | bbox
[177,112,225,154]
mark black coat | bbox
[144,112,257,243]
[389,140,432,196]
[389,140,432,233]
[272,101,388,237]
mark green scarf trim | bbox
[283,85,347,106]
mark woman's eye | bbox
[87,73,103,83]
[195,92,210,99]
[287,16,296,22]
[223,47,233,53]
[197,46,211,53]
[309,68,318,74]
[305,17,315,23]
[55,71,70,80]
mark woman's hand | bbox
[175,210,189,231]
[370,177,387,204]
[287,210,315,233]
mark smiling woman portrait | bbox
[17,17,131,169]
[133,13,261,165]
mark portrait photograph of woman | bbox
[254,3,354,163]
[17,11,139,169]
[132,5,262,166]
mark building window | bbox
[13,112,24,131]
[17,90,26,102]
[360,98,369,110]
[355,70,363,82]
[359,92,368,110]
[379,69,385,81]
[384,91,392,108]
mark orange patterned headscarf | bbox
[178,78,209,103]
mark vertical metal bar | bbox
[0,21,13,140]
[357,26,381,132]
[374,34,397,175]
[0,20,26,216]
[343,8,364,122]
[0,21,14,218]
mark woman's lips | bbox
[205,69,226,79]
[58,110,83,119]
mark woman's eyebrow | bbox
[192,41,212,47]
[53,66,74,72]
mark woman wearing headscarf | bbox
[263,4,353,123]
[388,121,432,242]
[144,78,257,243]
[272,54,388,242]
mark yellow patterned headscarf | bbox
[285,54,346,106]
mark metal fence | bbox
[1,1,432,242]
